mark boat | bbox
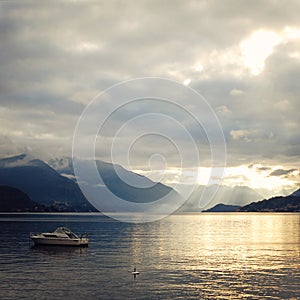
[30,227,88,247]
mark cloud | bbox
[0,0,300,190]
[230,89,244,96]
[240,30,282,75]
[229,129,267,142]
[258,166,271,172]
[230,130,252,141]
[248,164,271,172]
[216,105,232,117]
[269,168,297,177]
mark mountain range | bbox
[49,157,267,211]
[49,156,176,204]
[202,190,300,212]
[0,154,299,213]
[238,192,300,212]
[0,154,181,212]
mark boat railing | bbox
[80,233,88,239]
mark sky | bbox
[0,0,300,197]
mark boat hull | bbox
[31,237,88,247]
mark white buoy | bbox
[132,267,140,276]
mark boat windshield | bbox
[54,227,78,238]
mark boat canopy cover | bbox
[54,227,72,234]
[54,227,78,238]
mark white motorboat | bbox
[30,227,88,247]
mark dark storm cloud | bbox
[0,0,300,171]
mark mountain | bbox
[292,188,300,197]
[203,203,241,212]
[0,185,44,212]
[0,154,183,213]
[0,153,27,167]
[49,157,182,206]
[178,184,263,212]
[96,160,175,203]
[49,157,263,212]
[0,154,96,212]
[239,189,300,212]
[55,159,264,212]
[8,154,295,214]
[49,157,171,200]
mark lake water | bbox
[0,213,299,299]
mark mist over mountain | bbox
[48,157,75,178]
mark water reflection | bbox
[125,213,300,299]
[0,213,299,299]
[30,245,88,258]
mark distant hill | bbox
[177,184,263,212]
[0,185,44,212]
[203,203,241,212]
[238,189,300,212]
